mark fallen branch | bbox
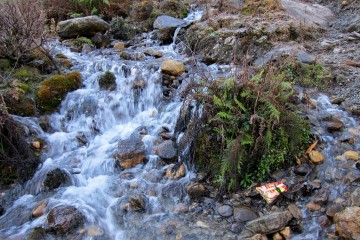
[344,61,360,67]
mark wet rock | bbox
[344,170,360,184]
[32,200,48,218]
[344,150,359,161]
[280,227,291,240]
[309,150,325,165]
[331,97,345,105]
[154,140,177,161]
[113,42,125,51]
[91,32,110,48]
[44,168,71,191]
[306,202,321,211]
[351,188,360,207]
[326,204,344,219]
[58,16,109,39]
[82,44,92,53]
[129,194,148,212]
[217,205,233,217]
[246,211,292,234]
[87,225,104,237]
[294,164,312,176]
[325,119,344,132]
[195,220,209,228]
[144,49,163,58]
[230,223,242,233]
[186,182,207,200]
[173,203,189,213]
[132,79,146,89]
[233,206,258,222]
[160,132,172,140]
[32,141,41,149]
[47,205,85,235]
[350,105,360,116]
[334,207,360,239]
[98,71,116,91]
[0,205,4,216]
[161,60,186,77]
[27,227,47,240]
[162,182,185,199]
[165,163,186,179]
[153,15,188,44]
[312,188,330,205]
[280,0,334,28]
[116,132,145,169]
[288,204,303,219]
[339,132,355,143]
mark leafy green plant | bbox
[195,63,312,191]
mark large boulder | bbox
[115,131,146,169]
[161,60,186,77]
[47,205,85,235]
[334,207,360,240]
[153,15,188,44]
[57,16,109,39]
[246,211,293,234]
[280,0,334,28]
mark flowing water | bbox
[1,9,359,240]
[0,10,239,240]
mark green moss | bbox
[13,67,41,82]
[36,71,82,113]
[55,53,68,59]
[284,62,332,90]
[194,66,312,190]
[17,83,32,93]
[242,0,283,15]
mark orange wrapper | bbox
[256,181,288,204]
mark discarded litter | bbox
[256,181,288,203]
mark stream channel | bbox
[0,10,360,240]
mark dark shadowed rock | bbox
[58,16,109,39]
[246,211,293,234]
[186,182,207,200]
[234,206,258,222]
[162,182,185,199]
[47,205,85,234]
[326,204,344,219]
[294,164,312,176]
[98,71,116,91]
[44,168,71,191]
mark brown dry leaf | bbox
[306,140,318,154]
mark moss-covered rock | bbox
[159,0,188,19]
[98,71,116,91]
[36,71,82,113]
[13,67,41,82]
[3,87,36,116]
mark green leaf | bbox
[216,111,231,119]
[234,97,247,113]
[213,95,223,107]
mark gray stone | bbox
[155,140,177,161]
[246,211,292,234]
[281,0,334,28]
[234,206,258,222]
[347,15,360,32]
[144,49,163,58]
[58,16,109,39]
[153,15,188,30]
[218,205,233,217]
[116,131,145,169]
[288,204,303,219]
[312,188,330,205]
[351,188,360,207]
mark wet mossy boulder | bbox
[98,71,116,91]
[57,16,109,39]
[130,0,155,21]
[2,87,36,116]
[47,205,85,235]
[36,71,82,113]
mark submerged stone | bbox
[47,205,85,235]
